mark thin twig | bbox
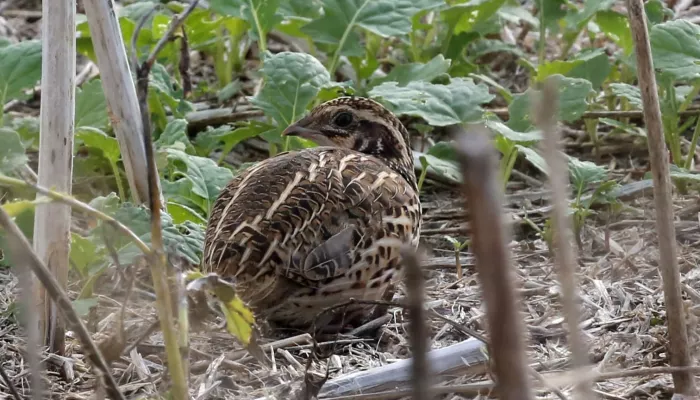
[144,0,200,69]
[534,77,592,400]
[627,0,698,396]
[0,208,125,400]
[402,246,430,400]
[451,123,534,400]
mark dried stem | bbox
[0,208,125,400]
[626,0,698,396]
[402,246,430,400]
[33,0,76,355]
[534,77,593,399]
[0,362,22,400]
[82,0,153,204]
[451,124,534,400]
[0,175,150,254]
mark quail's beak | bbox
[281,123,318,137]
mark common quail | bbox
[203,96,422,332]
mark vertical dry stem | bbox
[451,124,534,400]
[82,0,154,204]
[534,78,593,400]
[33,0,76,355]
[402,247,430,400]
[626,0,698,396]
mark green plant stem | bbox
[0,174,150,253]
[328,0,370,76]
[248,0,267,56]
[109,160,127,201]
[680,80,700,112]
[500,146,519,190]
[537,0,546,66]
[684,117,700,170]
[417,156,429,192]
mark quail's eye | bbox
[333,112,353,127]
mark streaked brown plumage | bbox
[202,97,421,332]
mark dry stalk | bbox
[33,0,76,356]
[450,124,534,400]
[127,3,202,397]
[534,77,593,400]
[0,362,22,400]
[82,0,154,204]
[0,208,125,400]
[402,246,430,400]
[626,0,698,396]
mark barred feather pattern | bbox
[203,147,421,329]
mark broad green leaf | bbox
[0,40,42,104]
[516,145,548,175]
[369,55,451,89]
[301,0,443,57]
[368,78,495,126]
[0,128,29,174]
[538,0,569,29]
[249,51,332,134]
[595,11,633,55]
[650,20,700,81]
[194,121,272,158]
[413,151,461,184]
[426,141,458,162]
[149,63,195,117]
[75,79,109,131]
[2,200,37,217]
[105,203,205,265]
[569,157,607,193]
[165,148,234,214]
[155,119,195,154]
[563,0,614,31]
[9,116,40,149]
[537,60,582,82]
[210,0,282,42]
[70,233,102,277]
[76,127,120,164]
[72,298,99,317]
[166,202,207,225]
[508,75,593,131]
[567,49,611,90]
[450,0,507,34]
[645,0,673,26]
[609,83,642,109]
[485,120,542,143]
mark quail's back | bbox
[203,97,421,331]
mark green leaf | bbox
[426,141,458,162]
[413,151,461,183]
[0,40,42,104]
[0,128,29,174]
[569,157,607,193]
[194,121,272,158]
[9,116,40,149]
[508,75,593,131]
[369,55,451,89]
[538,0,569,29]
[368,78,495,126]
[155,119,195,153]
[75,79,109,131]
[609,83,642,109]
[485,120,542,143]
[301,0,443,58]
[210,0,282,42]
[516,145,549,175]
[450,0,507,34]
[2,200,37,218]
[70,233,103,278]
[165,148,233,215]
[249,51,333,134]
[76,127,120,164]
[650,20,700,81]
[72,298,99,317]
[166,202,207,225]
[595,11,633,55]
[567,49,611,90]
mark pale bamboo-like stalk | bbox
[534,78,593,400]
[626,0,698,396]
[82,0,156,204]
[451,124,534,400]
[32,0,76,355]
